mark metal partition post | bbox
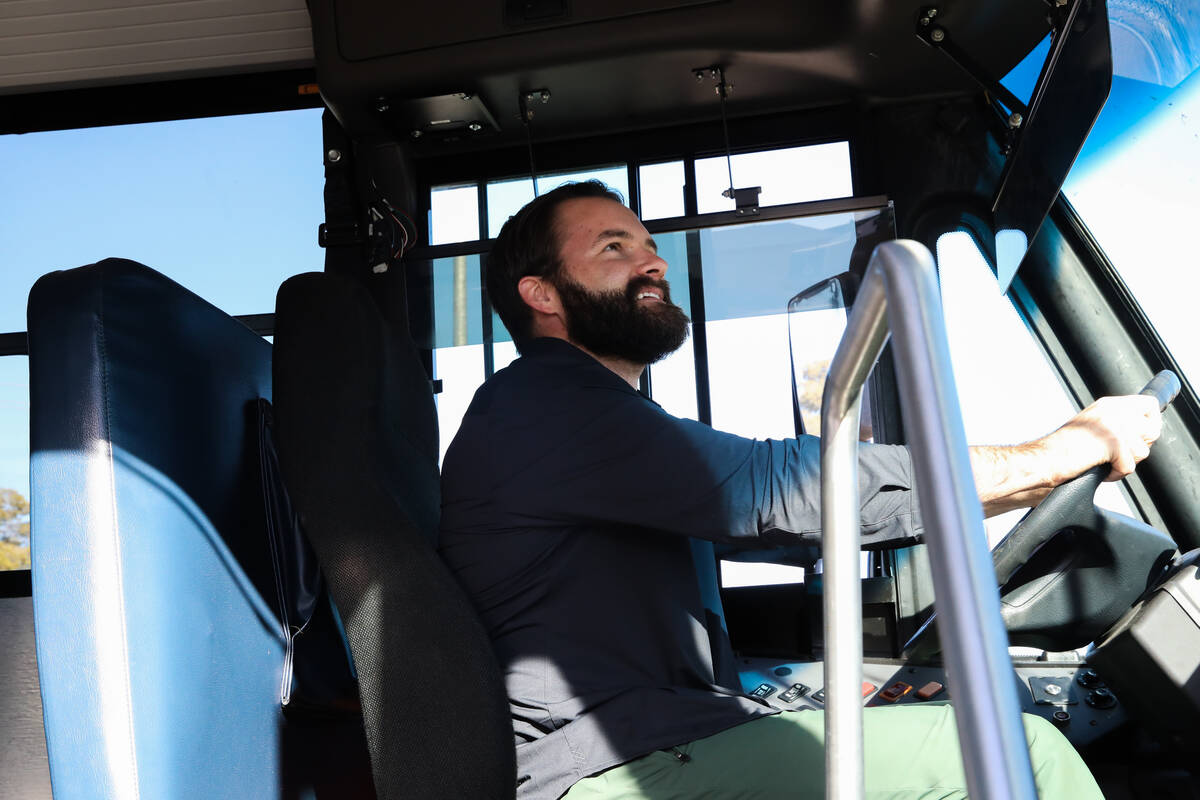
[820,240,1037,800]
[820,270,888,800]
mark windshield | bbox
[1057,0,1200,386]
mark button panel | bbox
[779,683,810,703]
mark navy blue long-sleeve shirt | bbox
[439,338,922,800]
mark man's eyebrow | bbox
[594,229,658,251]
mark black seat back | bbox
[272,271,516,800]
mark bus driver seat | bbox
[272,269,517,799]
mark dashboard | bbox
[736,656,1126,749]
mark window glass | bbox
[430,184,480,244]
[694,142,853,214]
[1059,2,1200,388]
[667,205,891,588]
[787,306,855,436]
[936,232,1134,545]
[0,356,30,570]
[1000,34,1052,107]
[487,312,520,371]
[643,231,697,419]
[0,108,325,330]
[648,326,698,422]
[493,340,521,374]
[638,161,686,220]
[721,561,805,587]
[486,165,630,238]
[415,253,486,463]
[707,315,795,439]
[429,254,485,348]
[434,345,485,465]
[700,210,868,439]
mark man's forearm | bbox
[967,395,1162,518]
[969,443,1057,517]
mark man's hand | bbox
[1042,395,1163,482]
[970,395,1163,517]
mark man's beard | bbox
[552,274,691,365]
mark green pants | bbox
[564,705,1103,799]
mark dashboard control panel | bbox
[736,656,1126,748]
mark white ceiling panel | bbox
[0,0,313,95]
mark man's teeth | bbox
[637,292,662,300]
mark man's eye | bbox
[603,242,621,252]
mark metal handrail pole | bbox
[880,242,1037,800]
[820,267,890,800]
[819,240,1037,800]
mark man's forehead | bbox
[556,196,642,238]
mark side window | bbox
[423,144,860,478]
[694,143,853,213]
[638,161,687,221]
[936,232,1134,545]
[0,357,30,570]
[427,165,634,463]
[427,254,488,464]
[429,184,480,244]
[485,166,630,238]
[0,107,326,570]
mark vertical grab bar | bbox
[820,240,1038,800]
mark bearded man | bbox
[438,181,1159,800]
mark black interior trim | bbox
[0,333,26,357]
[414,105,857,188]
[235,314,275,337]
[1,68,322,135]
[0,569,32,599]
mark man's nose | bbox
[638,251,667,277]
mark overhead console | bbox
[306,0,1049,150]
[332,0,722,61]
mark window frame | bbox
[406,192,887,420]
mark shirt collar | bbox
[518,337,646,396]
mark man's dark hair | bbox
[487,180,625,349]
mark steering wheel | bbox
[903,370,1182,660]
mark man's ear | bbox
[518,275,560,317]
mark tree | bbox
[796,358,830,436]
[0,539,29,570]
[0,489,31,570]
[794,358,873,441]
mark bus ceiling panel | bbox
[310,0,1051,144]
[0,0,314,99]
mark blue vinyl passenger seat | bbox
[27,259,372,799]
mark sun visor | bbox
[990,0,1113,290]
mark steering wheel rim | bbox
[902,371,1181,660]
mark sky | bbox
[0,108,326,498]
